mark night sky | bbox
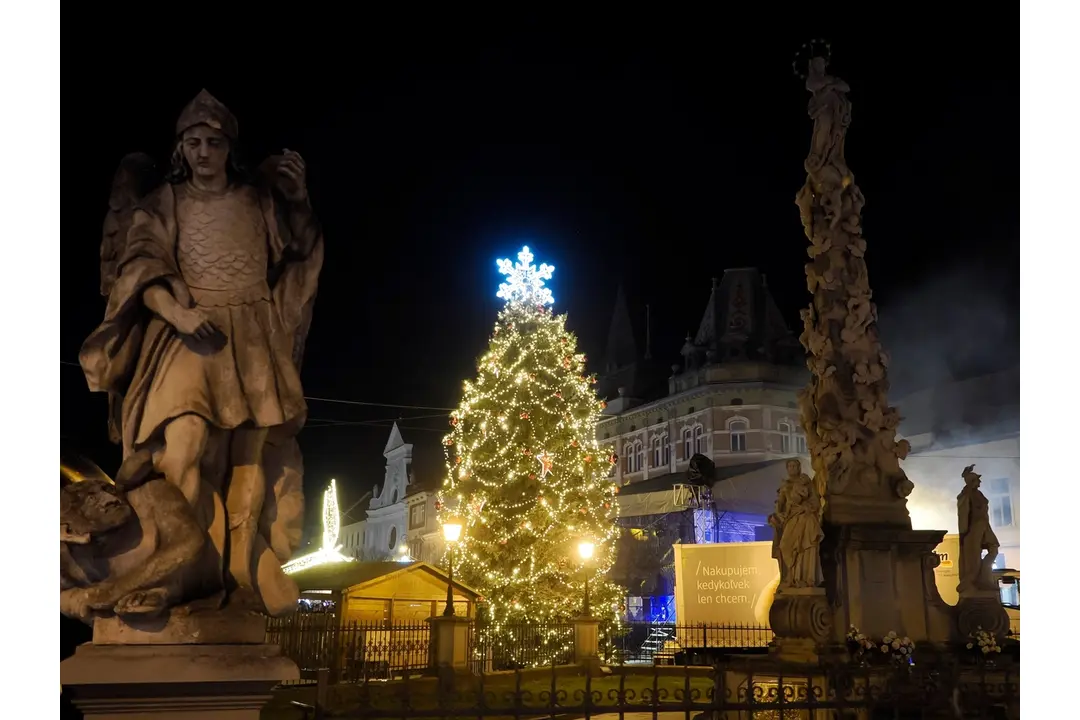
[62,13,1018,534]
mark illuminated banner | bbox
[673,542,780,628]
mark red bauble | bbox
[584,455,593,462]
[529,473,536,480]
[608,454,618,465]
[555,392,562,399]
[520,412,530,420]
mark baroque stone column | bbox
[792,44,953,647]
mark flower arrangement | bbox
[846,625,876,664]
[966,627,1002,658]
[846,626,914,666]
[879,630,915,666]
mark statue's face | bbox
[181,125,229,180]
[786,459,801,476]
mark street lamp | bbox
[577,541,595,616]
[442,517,463,617]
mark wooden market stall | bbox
[269,561,480,680]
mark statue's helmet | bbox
[175,89,238,140]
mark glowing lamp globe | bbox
[577,541,595,561]
[442,517,463,544]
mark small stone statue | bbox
[957,465,1000,594]
[70,90,324,625]
[769,459,824,589]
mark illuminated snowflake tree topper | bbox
[496,245,555,306]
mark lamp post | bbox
[577,541,595,617]
[442,517,463,617]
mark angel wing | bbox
[100,152,158,296]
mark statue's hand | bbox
[172,307,219,342]
[276,149,308,203]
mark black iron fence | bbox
[277,658,1018,719]
[606,622,773,665]
[468,621,575,672]
[267,616,431,683]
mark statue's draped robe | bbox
[81,181,321,452]
[79,181,323,563]
[777,479,824,588]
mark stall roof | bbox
[289,560,480,597]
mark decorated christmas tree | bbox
[439,246,621,648]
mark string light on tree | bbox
[439,245,621,666]
[282,479,354,574]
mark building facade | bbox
[895,367,1021,569]
[596,269,811,622]
[337,423,447,566]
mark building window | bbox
[682,427,693,459]
[729,420,747,452]
[795,434,807,453]
[693,425,705,455]
[986,478,1014,527]
[388,526,398,550]
[778,422,792,453]
[409,503,426,529]
[662,435,671,466]
[624,443,635,473]
[635,441,645,473]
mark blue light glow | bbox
[495,245,555,306]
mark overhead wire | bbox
[61,359,454,414]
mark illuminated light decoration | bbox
[495,246,555,306]
[438,253,621,666]
[536,451,554,479]
[282,479,354,574]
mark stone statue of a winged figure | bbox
[69,90,324,624]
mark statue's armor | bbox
[176,184,268,302]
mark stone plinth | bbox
[822,524,955,645]
[768,587,831,663]
[61,642,298,720]
[956,589,1010,639]
[428,614,472,675]
[92,602,267,645]
[572,616,601,666]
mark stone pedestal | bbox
[768,587,831,663]
[822,524,955,645]
[428,614,472,678]
[572,616,600,666]
[92,602,267,645]
[61,642,298,720]
[956,589,1010,639]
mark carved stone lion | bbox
[60,465,215,624]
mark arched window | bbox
[778,421,792,454]
[652,434,672,468]
[693,425,706,455]
[728,418,748,452]
[682,427,694,460]
[635,441,645,473]
[624,443,635,473]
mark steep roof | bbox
[684,269,801,367]
[383,422,407,455]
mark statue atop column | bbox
[793,43,913,526]
[769,459,824,589]
[64,90,324,632]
